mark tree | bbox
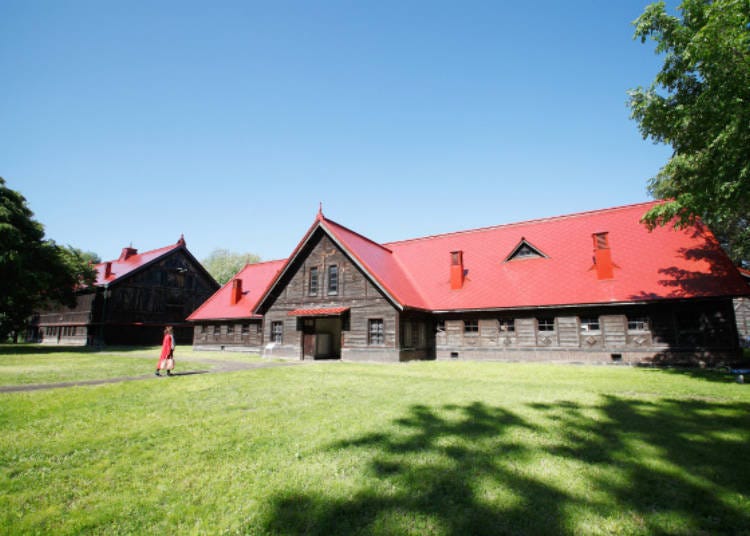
[628,0,750,265]
[0,178,97,341]
[202,248,262,285]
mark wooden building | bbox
[253,203,749,364]
[736,268,750,346]
[33,236,218,346]
[187,260,285,351]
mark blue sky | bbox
[1,0,675,263]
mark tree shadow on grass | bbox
[634,365,749,385]
[264,402,565,535]
[261,399,750,535]
[531,396,750,534]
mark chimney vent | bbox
[104,262,112,279]
[231,279,243,305]
[450,251,465,290]
[119,247,138,261]
[592,232,614,280]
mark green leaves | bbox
[630,0,750,264]
[0,178,98,340]
[201,248,262,285]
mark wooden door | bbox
[303,333,316,359]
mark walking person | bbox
[155,326,175,376]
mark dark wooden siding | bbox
[263,232,401,360]
[434,299,740,364]
[734,297,750,343]
[515,318,536,347]
[36,248,218,346]
[602,315,627,348]
[557,316,580,347]
[192,320,263,350]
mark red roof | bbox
[187,260,286,321]
[288,307,350,317]
[94,237,186,286]
[257,202,750,313]
[321,218,425,307]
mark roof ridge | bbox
[96,242,179,266]
[322,216,393,253]
[240,258,287,269]
[384,200,660,246]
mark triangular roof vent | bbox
[504,238,546,262]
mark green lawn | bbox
[1,349,749,535]
[0,345,265,385]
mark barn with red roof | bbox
[254,202,749,364]
[187,259,285,351]
[33,236,219,346]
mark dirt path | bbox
[0,358,309,393]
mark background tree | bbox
[0,178,97,342]
[202,248,262,285]
[628,0,749,265]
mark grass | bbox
[0,345,265,385]
[1,349,749,535]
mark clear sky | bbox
[1,0,675,264]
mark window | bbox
[369,319,384,344]
[436,320,445,332]
[242,324,249,335]
[627,316,649,331]
[308,267,319,296]
[271,321,283,343]
[464,320,479,333]
[505,239,546,262]
[580,317,600,332]
[537,318,555,331]
[498,318,515,332]
[515,244,539,258]
[198,325,204,334]
[227,324,234,335]
[327,265,339,295]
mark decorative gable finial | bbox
[177,234,186,246]
[317,202,324,221]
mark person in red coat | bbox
[155,326,175,376]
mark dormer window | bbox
[504,238,546,262]
[514,244,539,258]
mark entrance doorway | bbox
[300,316,342,360]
